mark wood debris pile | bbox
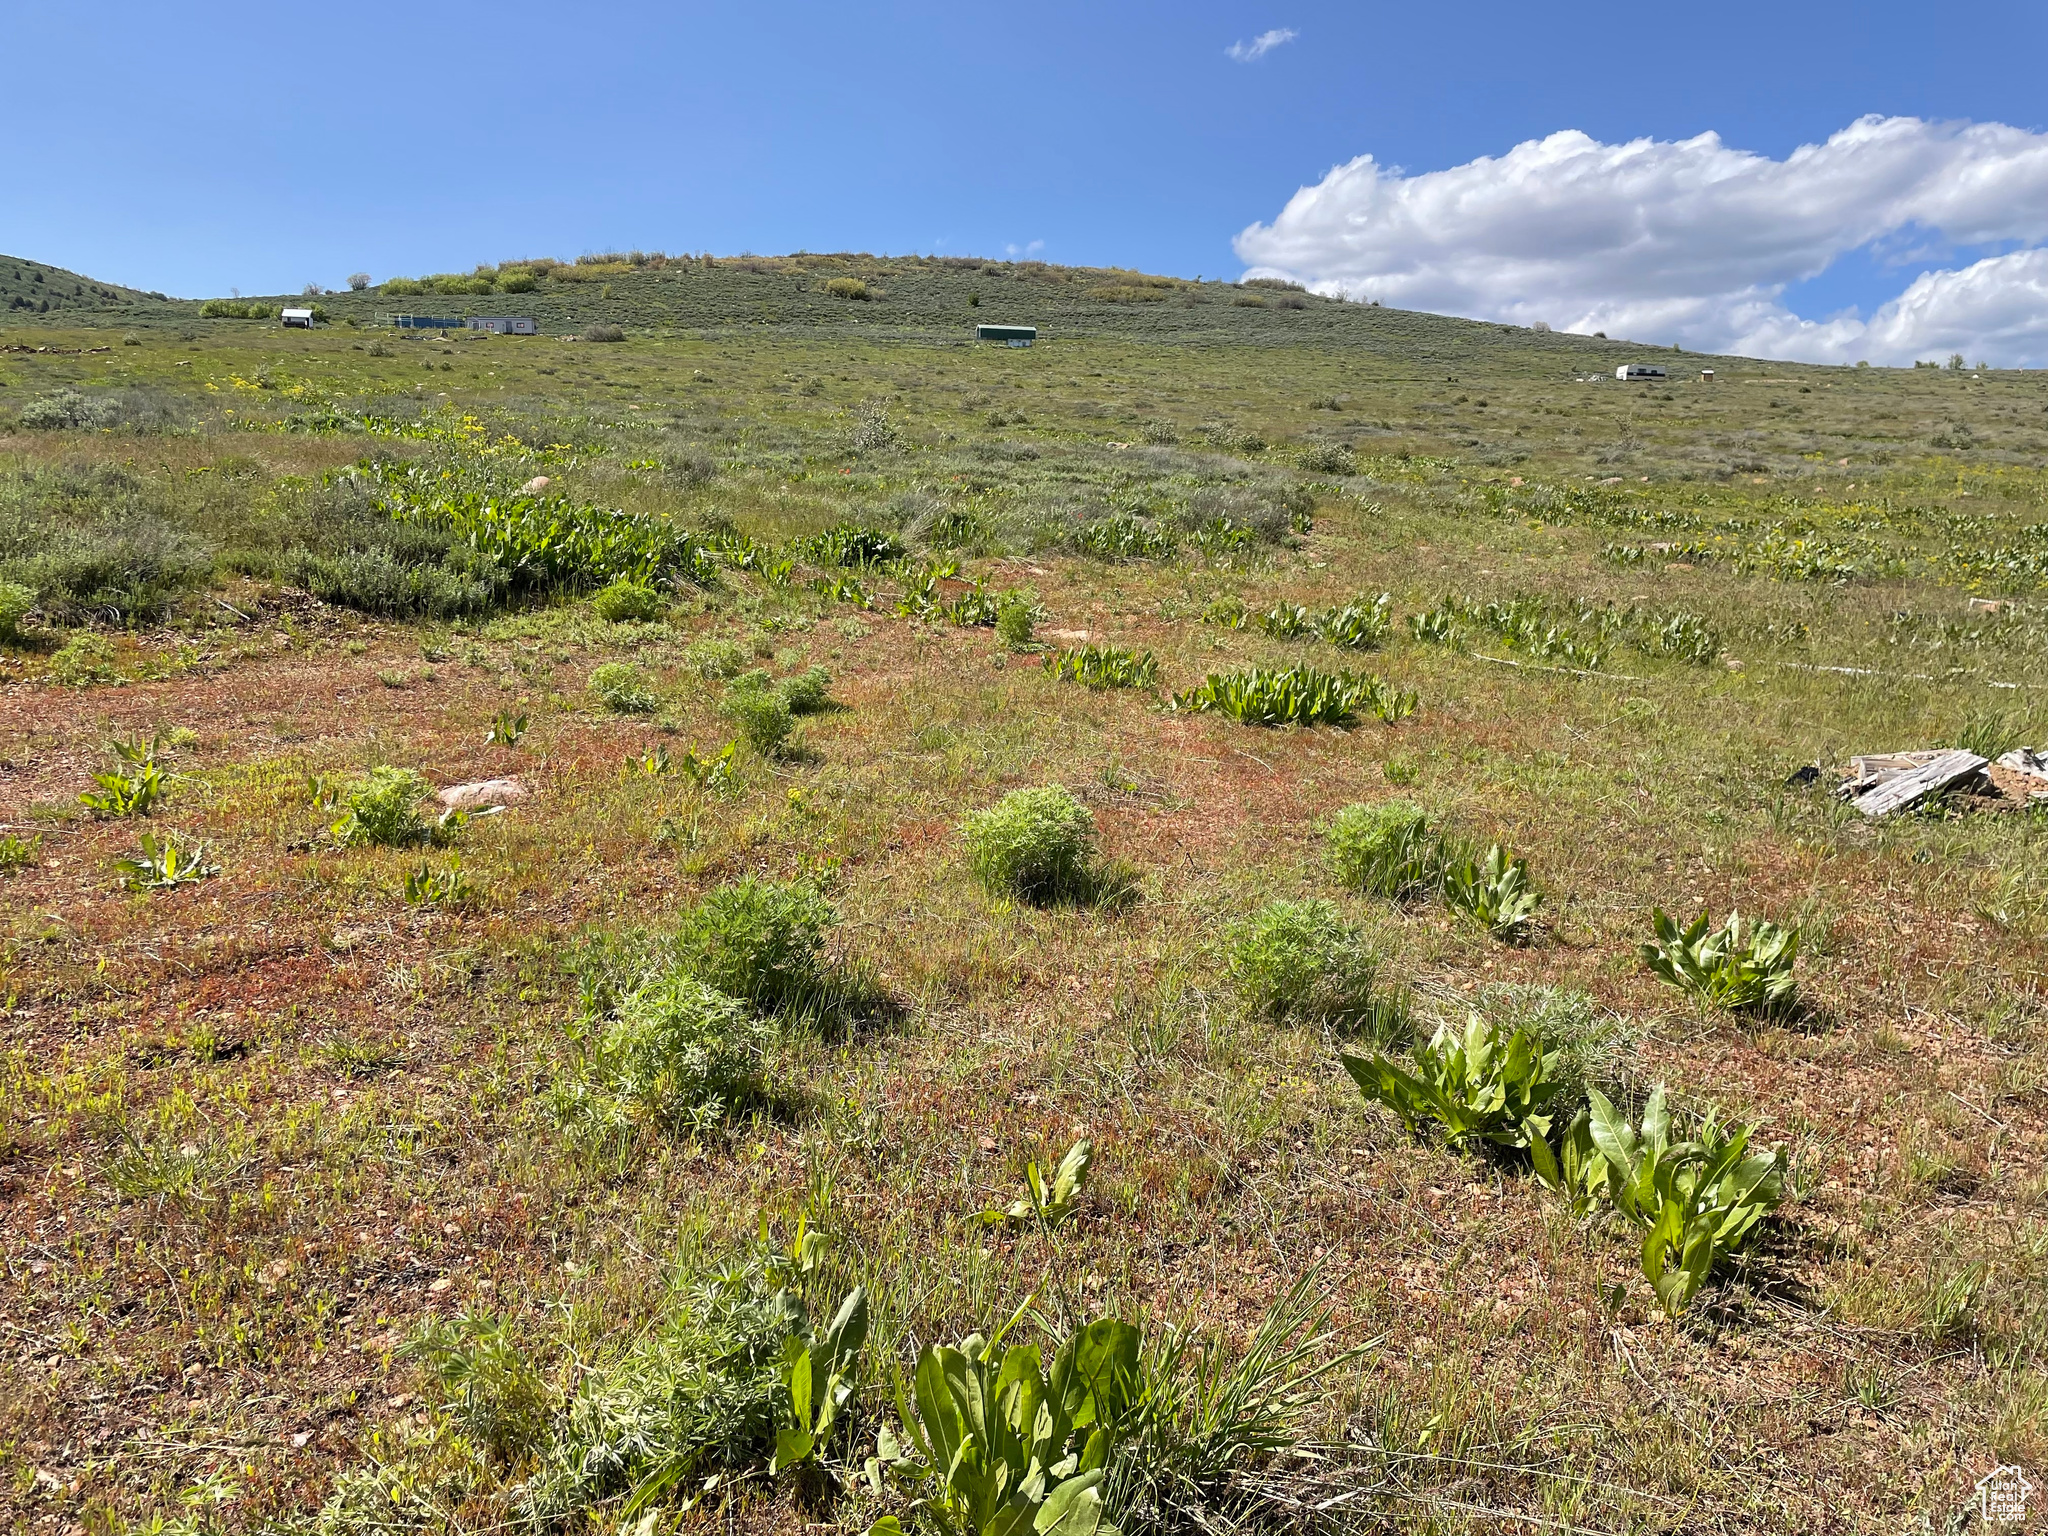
[1836,747,2048,818]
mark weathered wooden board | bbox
[1843,750,1988,818]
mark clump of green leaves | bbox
[866,1312,1140,1536]
[590,661,660,714]
[1534,1088,1784,1316]
[771,1287,871,1474]
[777,665,834,715]
[591,578,668,623]
[0,580,35,643]
[115,831,219,890]
[1044,645,1158,690]
[1172,666,1414,727]
[1228,898,1401,1040]
[1326,800,1438,898]
[678,740,743,794]
[1318,594,1393,649]
[1406,605,1462,646]
[79,735,170,818]
[1641,908,1798,1014]
[1257,602,1315,639]
[0,832,42,873]
[1442,844,1542,941]
[962,784,1103,905]
[403,858,477,908]
[571,970,770,1135]
[980,1139,1094,1229]
[1343,1013,1566,1151]
[995,595,1035,649]
[485,708,529,746]
[333,765,438,848]
[49,632,119,686]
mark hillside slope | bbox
[0,253,168,315]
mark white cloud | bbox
[1005,239,1046,258]
[1226,28,1296,63]
[1233,115,2048,365]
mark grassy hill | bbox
[0,252,170,315]
[0,250,2043,1535]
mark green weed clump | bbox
[590,661,660,714]
[1642,908,1798,1014]
[0,580,36,641]
[333,766,437,848]
[114,832,218,890]
[673,875,836,1012]
[1043,645,1158,690]
[590,578,667,622]
[587,970,769,1131]
[1442,844,1543,942]
[79,736,169,818]
[1343,1013,1566,1153]
[962,784,1102,905]
[1318,594,1393,649]
[48,633,118,686]
[1227,898,1399,1039]
[777,665,834,714]
[1326,800,1437,898]
[1172,665,1415,727]
[1535,1088,1784,1316]
[0,832,41,873]
[721,675,795,754]
[685,636,748,679]
[995,594,1034,649]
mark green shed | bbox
[975,323,1037,347]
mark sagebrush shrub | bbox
[333,766,435,848]
[21,389,118,431]
[584,324,627,343]
[1327,800,1438,898]
[823,276,871,300]
[1228,898,1397,1037]
[962,784,1096,904]
[590,578,666,623]
[589,662,659,714]
[675,875,835,1009]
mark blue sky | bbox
[5,1,2046,360]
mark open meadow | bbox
[3,251,2046,1535]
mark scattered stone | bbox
[520,475,551,494]
[435,778,528,814]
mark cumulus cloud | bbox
[1233,115,2048,365]
[1226,28,1296,63]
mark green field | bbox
[2,250,2045,1536]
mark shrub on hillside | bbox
[333,766,436,848]
[584,324,627,343]
[822,277,872,301]
[962,784,1102,905]
[590,970,768,1129]
[20,389,119,430]
[1228,897,1399,1038]
[496,269,537,293]
[720,676,794,754]
[590,662,659,714]
[0,580,36,642]
[673,875,835,1010]
[590,578,666,623]
[684,637,748,679]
